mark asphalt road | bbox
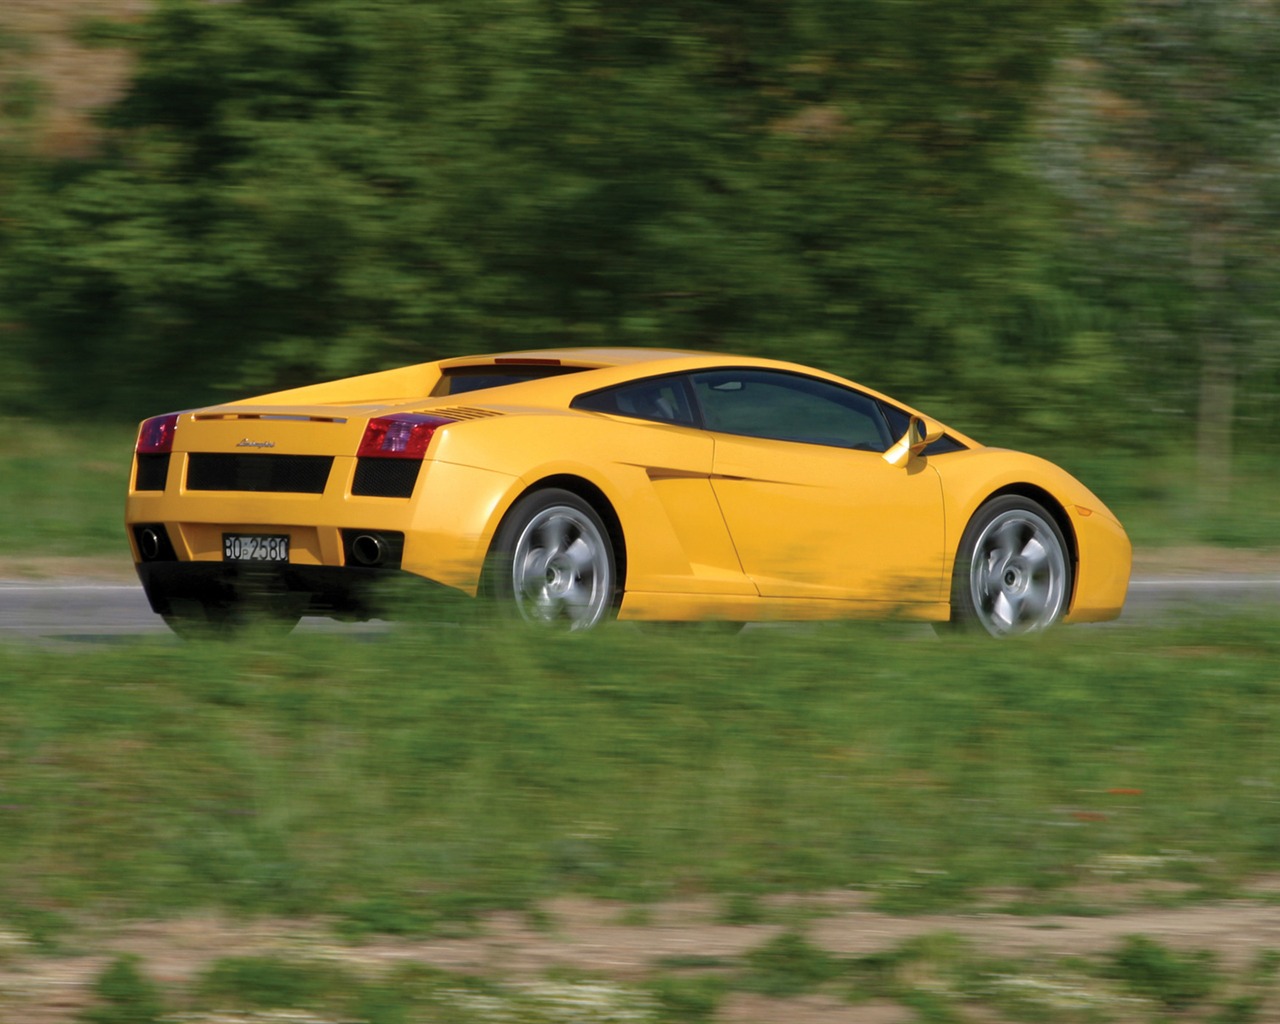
[0,579,169,640]
[1,573,1277,642]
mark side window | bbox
[571,375,696,426]
[690,369,892,451]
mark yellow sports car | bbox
[126,348,1130,636]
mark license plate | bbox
[223,533,289,562]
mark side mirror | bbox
[882,416,944,467]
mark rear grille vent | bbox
[429,406,503,420]
[134,453,170,491]
[186,454,333,493]
[351,459,420,498]
[193,413,348,424]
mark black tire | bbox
[488,488,619,631]
[948,495,1072,637]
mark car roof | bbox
[445,348,980,447]
[432,346,915,411]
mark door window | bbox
[691,369,892,451]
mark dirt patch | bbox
[3,890,1280,1022]
[0,0,146,156]
[0,556,137,582]
[1131,545,1280,576]
[720,992,911,1024]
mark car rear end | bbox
[126,405,467,623]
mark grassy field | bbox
[59,932,1280,1024]
[3,613,1280,1020]
[1044,445,1280,551]
[3,613,1278,930]
[2,417,1279,1020]
[0,419,136,561]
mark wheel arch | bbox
[977,483,1079,608]
[488,474,628,594]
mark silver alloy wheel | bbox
[510,504,613,630]
[967,508,1068,636]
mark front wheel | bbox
[949,496,1071,637]
[489,489,618,631]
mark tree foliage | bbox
[2,0,1103,425]
[3,0,1276,493]
[1041,0,1280,486]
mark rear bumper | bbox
[135,561,460,620]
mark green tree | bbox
[1042,0,1280,498]
[5,0,1102,424]
[0,19,44,410]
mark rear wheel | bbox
[490,489,618,631]
[950,496,1071,637]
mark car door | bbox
[571,374,755,596]
[691,369,947,608]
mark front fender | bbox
[931,448,1130,621]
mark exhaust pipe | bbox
[349,533,388,567]
[138,527,162,561]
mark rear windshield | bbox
[431,364,588,397]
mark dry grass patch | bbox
[0,0,144,156]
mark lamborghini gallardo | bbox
[126,348,1130,636]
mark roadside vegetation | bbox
[2,0,1280,511]
[2,613,1280,1020]
[1,3,1279,1021]
[0,420,135,562]
[3,613,1278,930]
[65,935,1280,1023]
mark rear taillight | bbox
[357,414,455,459]
[136,413,180,454]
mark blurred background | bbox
[1,0,1278,543]
[3,7,1280,1018]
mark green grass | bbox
[2,613,1280,933]
[85,954,674,1024]
[746,930,1280,1023]
[0,418,136,557]
[1038,446,1280,550]
[0,416,1274,1023]
[82,955,166,1024]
